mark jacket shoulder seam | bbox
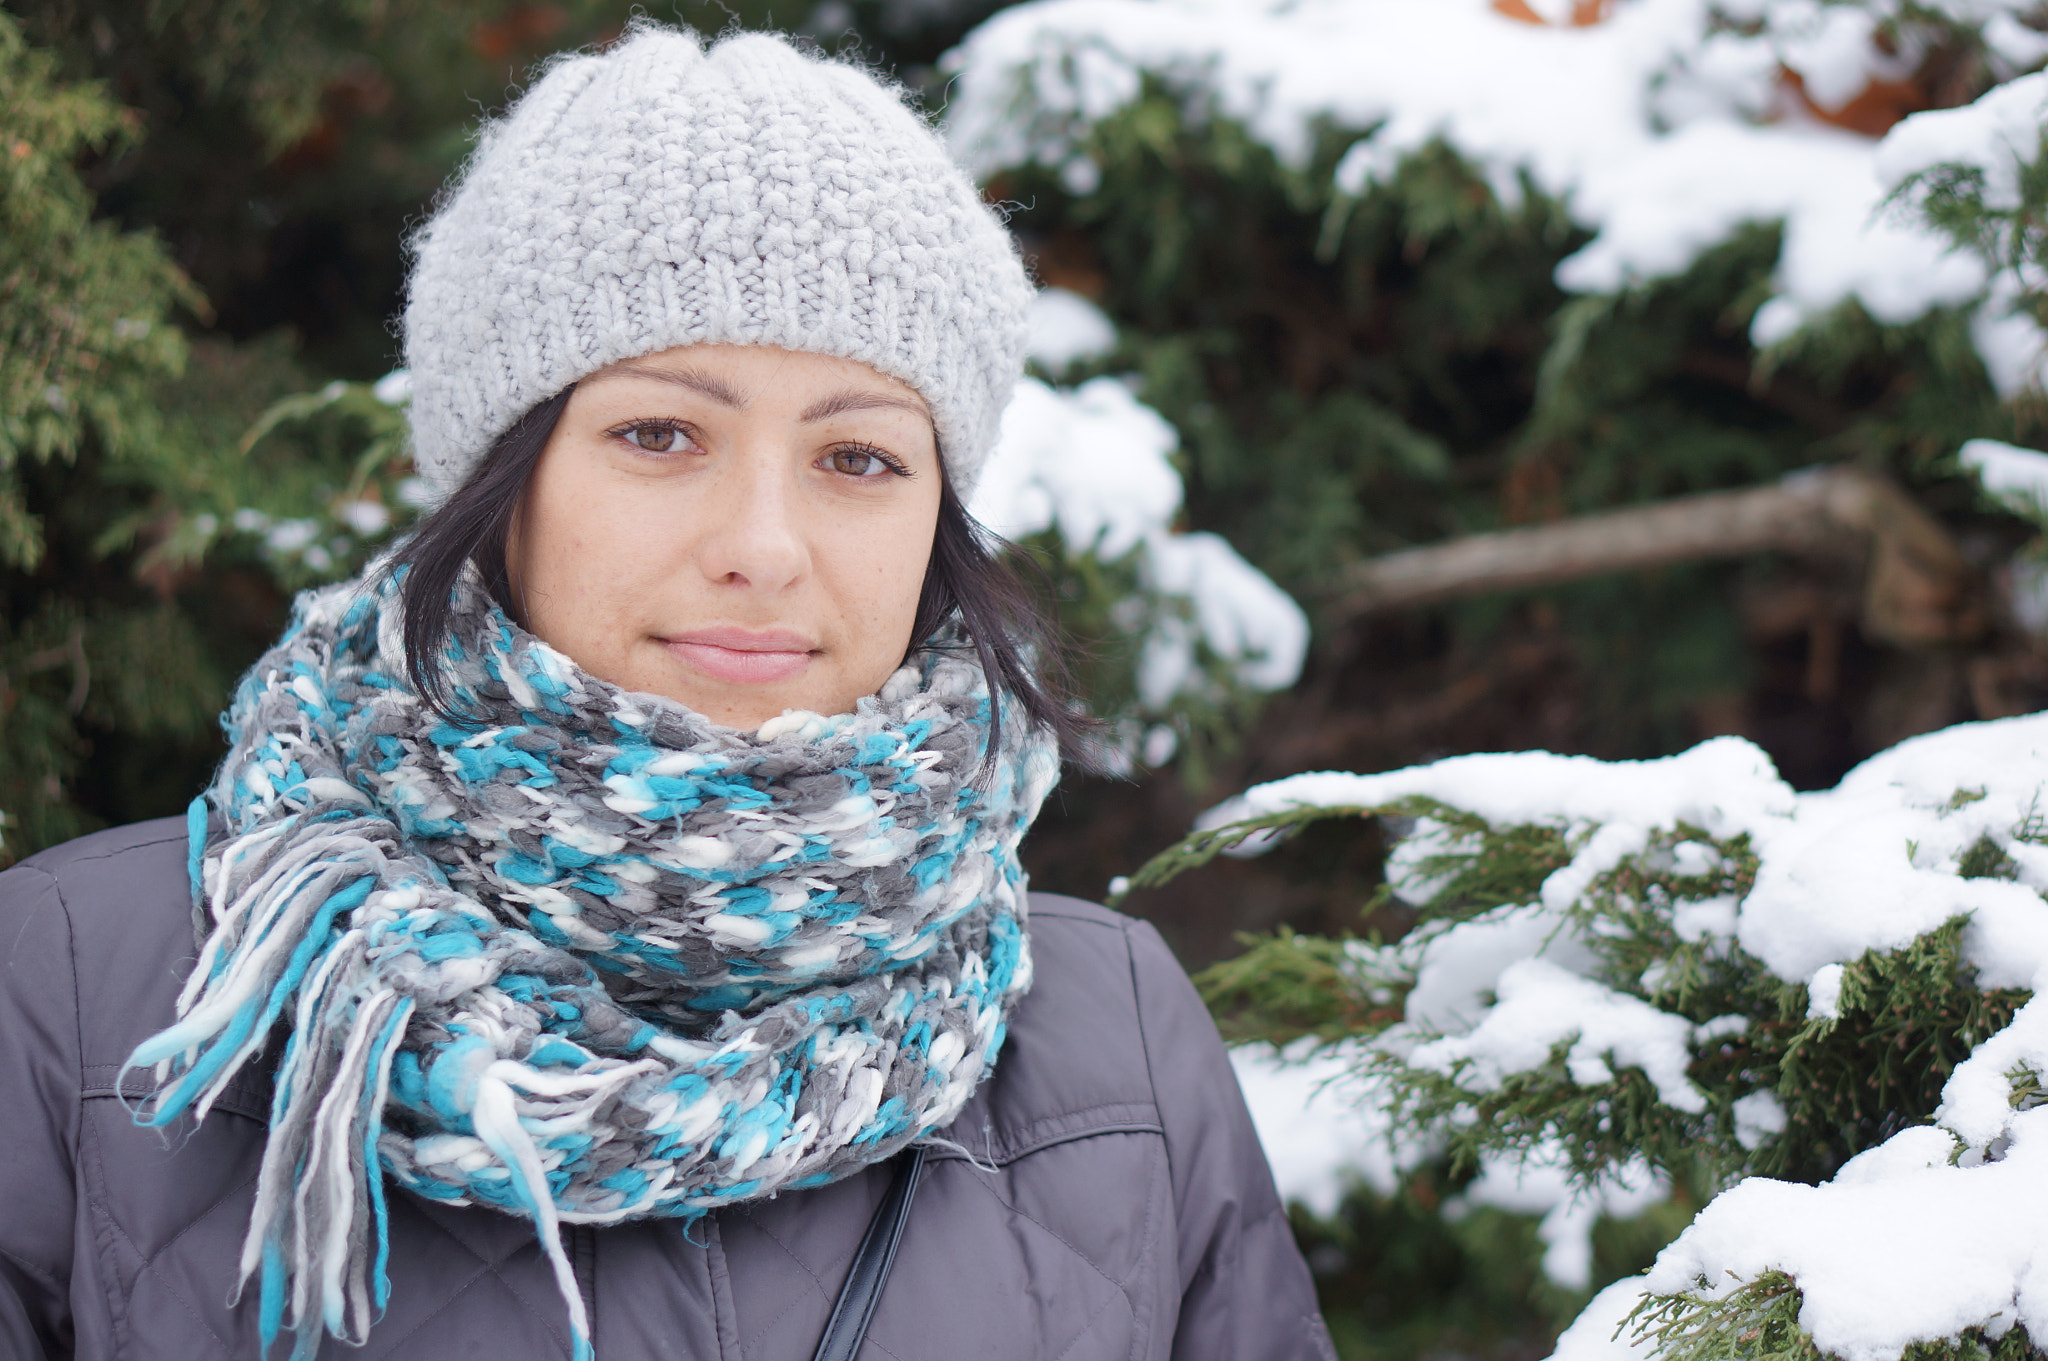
[1120,919,1169,1189]
[1028,907,1124,928]
[40,864,89,1157]
[22,828,186,874]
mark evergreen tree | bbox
[0,10,216,855]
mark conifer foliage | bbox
[0,11,213,854]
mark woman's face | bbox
[507,344,943,728]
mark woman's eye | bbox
[825,447,899,477]
[621,423,685,453]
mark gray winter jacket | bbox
[0,818,1335,1361]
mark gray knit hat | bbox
[402,24,1033,499]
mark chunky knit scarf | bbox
[124,566,1059,1360]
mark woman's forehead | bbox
[583,344,934,421]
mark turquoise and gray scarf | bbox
[124,565,1060,1359]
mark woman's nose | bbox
[694,452,809,592]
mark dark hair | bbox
[384,387,1098,767]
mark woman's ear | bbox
[500,485,530,628]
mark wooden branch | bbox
[1330,466,1983,646]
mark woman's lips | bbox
[662,628,816,685]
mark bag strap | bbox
[810,1144,930,1361]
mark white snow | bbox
[1877,71,2048,215]
[1138,530,1310,702]
[1805,961,1846,1019]
[1229,1040,1414,1214]
[1551,1277,1658,1361]
[1638,1112,2048,1361]
[972,375,1181,561]
[372,368,413,406]
[1409,959,1712,1114]
[262,518,319,554]
[1456,1143,1669,1291]
[1731,1091,1789,1151]
[1205,715,2048,990]
[1229,1040,1667,1289]
[970,375,1309,708]
[1740,715,2048,982]
[335,499,391,536]
[1026,287,1119,371]
[946,0,2043,388]
[1938,990,2048,1150]
[1671,893,1739,946]
[1402,902,1600,1035]
[1960,437,2048,514]
[1196,735,1796,844]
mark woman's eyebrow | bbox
[800,390,930,423]
[590,363,749,408]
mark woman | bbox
[0,25,1332,1361]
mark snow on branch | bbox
[945,0,2048,394]
[969,346,1309,747]
[1171,714,2048,1355]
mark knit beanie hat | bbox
[402,23,1033,500]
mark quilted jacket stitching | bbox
[897,1165,1139,1361]
[953,1159,1143,1315]
[412,1202,576,1343]
[357,1259,528,1359]
[1123,1134,1170,1361]
[727,1208,834,1351]
[355,1213,570,1361]
[125,1157,260,1276]
[0,1243,63,1297]
[8,867,79,1294]
[87,1167,239,1356]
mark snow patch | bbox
[1232,1042,1668,1290]
[1552,1276,1659,1361]
[1456,1143,1668,1291]
[1732,1091,1789,1151]
[1198,736,1796,844]
[1409,959,1710,1114]
[1229,1040,1414,1214]
[1026,287,1119,371]
[1207,715,2048,986]
[1640,1113,2048,1361]
[1961,437,2048,514]
[971,376,1308,707]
